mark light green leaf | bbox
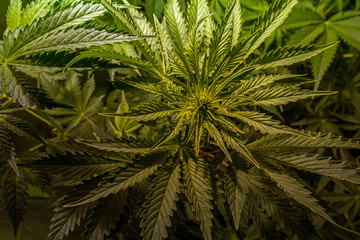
[6,0,22,32]
[225,0,242,48]
[113,91,141,138]
[154,16,174,74]
[121,0,160,60]
[188,0,213,41]
[204,120,232,161]
[252,42,338,70]
[245,87,334,106]
[207,0,241,73]
[229,111,305,136]
[233,74,304,96]
[8,28,142,60]
[105,101,179,122]
[20,0,58,27]
[4,2,107,59]
[165,0,188,50]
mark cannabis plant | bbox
[281,0,360,89]
[0,0,360,239]
[0,0,142,238]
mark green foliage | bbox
[0,0,359,239]
[6,0,22,32]
[282,0,360,88]
[1,169,29,237]
[0,0,143,109]
[110,91,142,137]
[43,71,104,132]
[51,0,359,239]
[82,191,127,240]
[48,179,99,240]
[140,163,181,240]
[0,97,41,175]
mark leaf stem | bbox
[24,108,54,128]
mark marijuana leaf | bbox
[283,2,360,88]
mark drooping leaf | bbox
[203,120,232,161]
[248,132,360,150]
[311,27,339,89]
[246,170,319,239]
[82,191,128,240]
[140,164,182,240]
[0,124,18,175]
[225,167,248,230]
[263,153,360,184]
[184,157,213,240]
[66,164,159,207]
[65,48,153,72]
[220,129,260,168]
[0,114,42,141]
[78,137,164,154]
[0,65,61,109]
[1,171,29,237]
[233,74,304,95]
[29,153,126,178]
[264,170,335,224]
[7,27,143,60]
[48,179,99,240]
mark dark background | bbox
[0,0,10,34]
